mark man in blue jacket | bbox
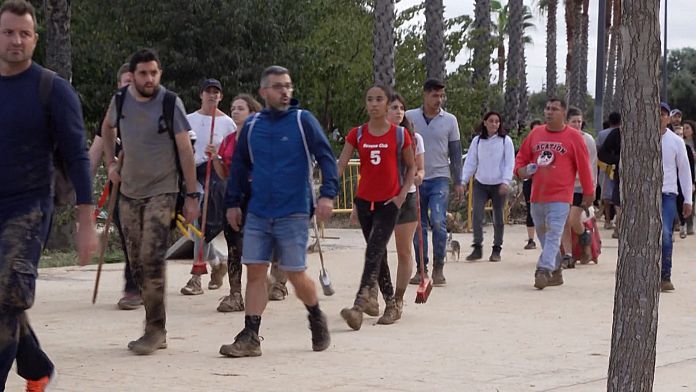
[0,1,97,390]
[220,66,338,357]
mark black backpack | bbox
[114,86,183,228]
[39,68,77,207]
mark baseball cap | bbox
[670,108,682,117]
[660,102,671,113]
[200,78,222,93]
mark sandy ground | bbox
[5,224,696,392]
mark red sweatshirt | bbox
[514,125,594,203]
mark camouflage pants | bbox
[119,193,175,335]
[0,199,54,386]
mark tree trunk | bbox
[567,0,584,109]
[611,1,623,113]
[545,0,558,98]
[603,0,619,116]
[607,0,662,389]
[44,0,75,251]
[503,0,523,132]
[471,0,492,87]
[424,0,445,81]
[373,0,395,87]
[564,0,575,91]
[576,0,590,112]
[518,49,529,131]
[497,43,505,90]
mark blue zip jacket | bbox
[225,101,338,218]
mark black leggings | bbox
[523,179,534,227]
[355,198,399,302]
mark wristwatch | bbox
[186,192,201,199]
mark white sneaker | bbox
[680,223,687,239]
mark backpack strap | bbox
[160,91,182,180]
[396,126,405,186]
[356,125,364,144]
[39,68,56,121]
[246,112,262,165]
[114,86,129,140]
[296,110,317,207]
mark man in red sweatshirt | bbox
[515,98,594,289]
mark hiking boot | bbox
[180,275,203,296]
[432,263,446,286]
[680,224,687,239]
[377,300,399,325]
[534,269,551,290]
[578,230,592,264]
[340,306,363,331]
[524,239,536,250]
[208,263,227,290]
[219,328,262,357]
[363,286,380,317]
[117,292,143,310]
[409,271,427,285]
[489,246,502,262]
[308,311,331,352]
[26,371,54,392]
[394,298,404,321]
[128,331,167,355]
[660,279,675,292]
[465,245,483,261]
[217,292,244,313]
[561,254,575,269]
[548,269,564,286]
[268,281,288,301]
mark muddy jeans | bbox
[0,198,54,388]
[119,193,176,335]
[355,198,399,302]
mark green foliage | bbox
[667,48,696,120]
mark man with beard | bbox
[101,48,200,355]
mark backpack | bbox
[114,86,181,228]
[356,124,406,185]
[39,68,75,207]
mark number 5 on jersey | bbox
[370,150,381,165]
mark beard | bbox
[135,82,159,98]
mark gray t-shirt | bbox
[106,86,190,199]
[405,107,460,180]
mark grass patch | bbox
[40,248,125,269]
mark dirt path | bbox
[6,225,696,391]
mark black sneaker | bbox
[524,239,536,250]
[465,245,483,261]
[308,311,330,351]
[219,328,262,357]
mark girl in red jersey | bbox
[337,85,416,330]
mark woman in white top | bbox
[461,111,515,262]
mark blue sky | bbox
[398,1,692,96]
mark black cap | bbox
[200,78,222,93]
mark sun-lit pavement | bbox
[6,224,696,391]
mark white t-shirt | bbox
[409,133,425,193]
[187,111,236,166]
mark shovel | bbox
[311,215,334,296]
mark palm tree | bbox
[424,0,445,81]
[471,0,493,86]
[576,0,590,112]
[372,0,396,87]
[566,0,584,109]
[491,1,534,89]
[536,0,558,98]
[503,0,523,131]
[605,0,622,114]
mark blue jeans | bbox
[662,193,678,280]
[242,213,309,272]
[530,202,570,272]
[413,177,450,269]
[0,198,55,388]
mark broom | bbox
[311,215,334,296]
[190,104,219,276]
[414,186,432,303]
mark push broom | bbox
[414,186,432,304]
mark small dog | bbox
[446,232,461,262]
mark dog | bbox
[446,232,460,262]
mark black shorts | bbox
[396,192,418,224]
[572,192,583,207]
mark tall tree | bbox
[45,0,72,80]
[566,0,584,109]
[471,0,493,87]
[424,0,445,80]
[607,0,662,389]
[491,2,534,90]
[576,0,590,112]
[603,0,620,115]
[503,0,523,131]
[373,0,396,87]
[539,0,558,98]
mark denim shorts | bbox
[242,212,309,272]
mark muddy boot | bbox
[489,246,502,262]
[465,244,483,261]
[117,292,143,310]
[219,328,262,357]
[534,268,551,290]
[128,331,167,355]
[363,286,380,317]
[340,288,369,331]
[394,298,404,321]
[208,263,227,290]
[268,263,289,301]
[308,311,331,352]
[431,263,446,286]
[561,254,575,269]
[377,299,399,325]
[217,292,245,312]
[548,269,564,286]
[180,275,203,295]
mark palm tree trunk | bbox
[577,0,590,112]
[424,0,445,81]
[519,49,529,131]
[372,0,396,87]
[503,0,523,132]
[603,0,618,116]
[497,43,505,90]
[611,1,623,112]
[546,0,558,98]
[567,0,583,109]
[607,0,661,388]
[472,0,493,86]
